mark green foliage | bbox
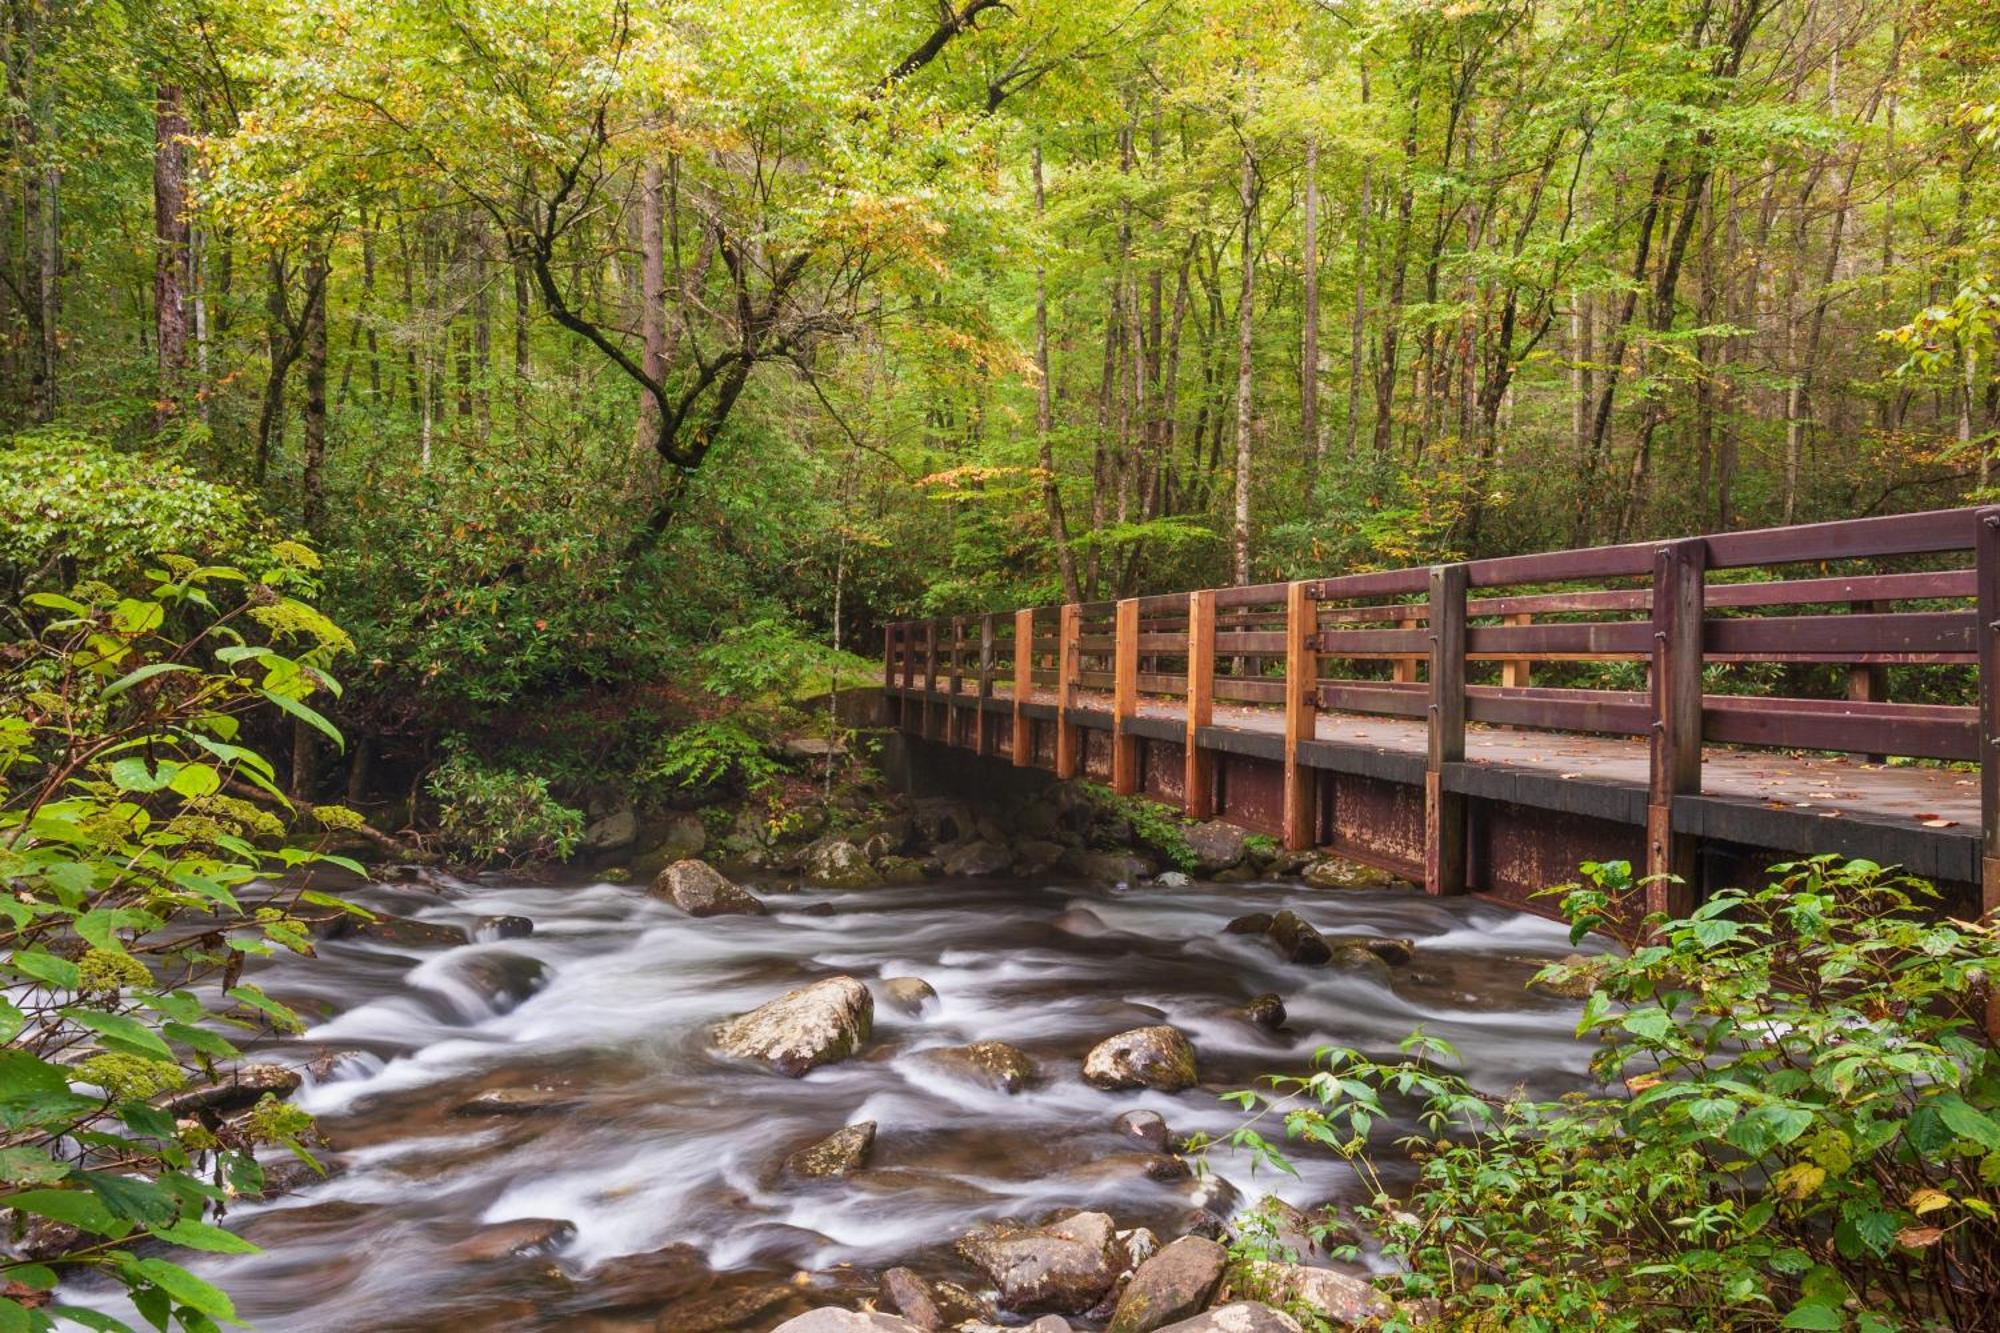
[423,747,584,867]
[644,719,785,800]
[0,558,362,1331]
[1220,857,2000,1332]
[0,428,269,595]
[697,618,872,702]
[1078,782,1197,872]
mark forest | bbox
[3,0,2000,1330]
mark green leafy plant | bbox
[1218,857,2000,1332]
[1078,783,1198,872]
[645,719,785,800]
[423,747,584,866]
[0,557,365,1331]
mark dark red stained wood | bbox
[1306,568,1434,601]
[1214,581,1293,609]
[1319,682,1430,718]
[1214,678,1286,704]
[1217,631,1291,654]
[1977,508,2000,954]
[1703,704,1976,761]
[1469,541,1655,588]
[1136,633,1187,651]
[1318,627,1432,654]
[1704,610,1974,655]
[1649,538,1705,918]
[1136,592,1188,614]
[1705,506,1976,569]
[1427,563,1469,895]
[1473,689,1651,735]
[1467,621,1654,655]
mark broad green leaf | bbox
[0,1147,69,1185]
[101,663,197,700]
[8,950,82,991]
[256,689,344,753]
[132,1259,238,1323]
[7,1188,121,1235]
[64,1009,175,1062]
[148,1220,260,1255]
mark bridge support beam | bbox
[1647,538,1706,919]
[1184,590,1216,819]
[1055,603,1081,779]
[1425,563,1469,894]
[1112,599,1140,795]
[1283,581,1318,850]
[1012,609,1032,767]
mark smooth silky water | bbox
[67,871,1603,1331]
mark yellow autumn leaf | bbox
[1774,1163,1826,1201]
[1909,1188,1952,1216]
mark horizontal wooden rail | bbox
[881,504,2000,926]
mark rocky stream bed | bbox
[54,789,1608,1331]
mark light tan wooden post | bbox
[1112,598,1140,795]
[1055,603,1082,779]
[1012,609,1033,767]
[1393,611,1420,684]
[1184,591,1216,819]
[1646,539,1705,919]
[1501,612,1533,689]
[976,614,996,757]
[1283,581,1320,851]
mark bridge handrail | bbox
[882,504,2000,914]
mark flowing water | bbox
[72,870,1605,1331]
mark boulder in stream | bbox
[1224,912,1273,936]
[1106,1235,1227,1333]
[446,1216,575,1263]
[802,838,882,890]
[919,1040,1037,1094]
[1265,911,1331,965]
[1082,1026,1198,1092]
[783,1120,876,1178]
[771,1312,925,1333]
[1113,1109,1170,1151]
[940,839,1015,877]
[879,1267,992,1330]
[1240,1262,1395,1328]
[653,859,767,917]
[1240,993,1287,1030]
[881,976,939,1017]
[156,1063,301,1117]
[452,1084,582,1117]
[714,975,873,1076]
[1184,821,1250,873]
[474,914,535,940]
[1301,856,1400,891]
[955,1210,1119,1316]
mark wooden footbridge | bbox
[881,507,2000,924]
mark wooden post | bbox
[923,620,939,739]
[1846,600,1889,764]
[1283,581,1319,851]
[901,620,917,692]
[1501,612,1533,690]
[1185,590,1217,819]
[976,613,996,757]
[883,624,898,727]
[947,616,965,746]
[1112,599,1141,795]
[1012,608,1033,767]
[1055,603,1082,779]
[1647,538,1706,920]
[1425,564,1469,895]
[1393,613,1420,684]
[1979,508,2000,1037]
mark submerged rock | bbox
[1113,1109,1170,1151]
[919,1041,1037,1094]
[446,1216,575,1263]
[474,914,535,940]
[783,1120,876,1178]
[1265,911,1331,965]
[1241,993,1287,1030]
[881,976,939,1017]
[454,950,548,1011]
[1106,1235,1227,1333]
[956,1211,1119,1316]
[1325,935,1415,966]
[802,838,882,890]
[574,1242,710,1312]
[452,1084,582,1117]
[1083,1026,1198,1092]
[714,976,874,1076]
[652,858,767,916]
[1224,912,1273,936]
[1532,952,1609,999]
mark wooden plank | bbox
[1213,581,1293,609]
[1467,621,1653,656]
[923,620,939,738]
[1426,563,1469,894]
[1213,677,1287,704]
[1648,538,1705,919]
[1185,590,1216,819]
[1704,610,1974,656]
[1393,616,1420,684]
[1113,599,1140,795]
[1055,602,1081,779]
[1319,627,1432,655]
[1705,506,1976,569]
[1306,568,1432,601]
[1469,541,1654,588]
[1012,608,1032,768]
[1283,581,1319,851]
[1978,508,2000,971]
[1216,631,1291,654]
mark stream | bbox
[73,870,1602,1331]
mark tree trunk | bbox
[300,248,330,532]
[153,84,190,431]
[1232,134,1257,587]
[1301,135,1321,497]
[636,161,667,455]
[1033,145,1081,602]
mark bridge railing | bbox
[882,505,2000,915]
